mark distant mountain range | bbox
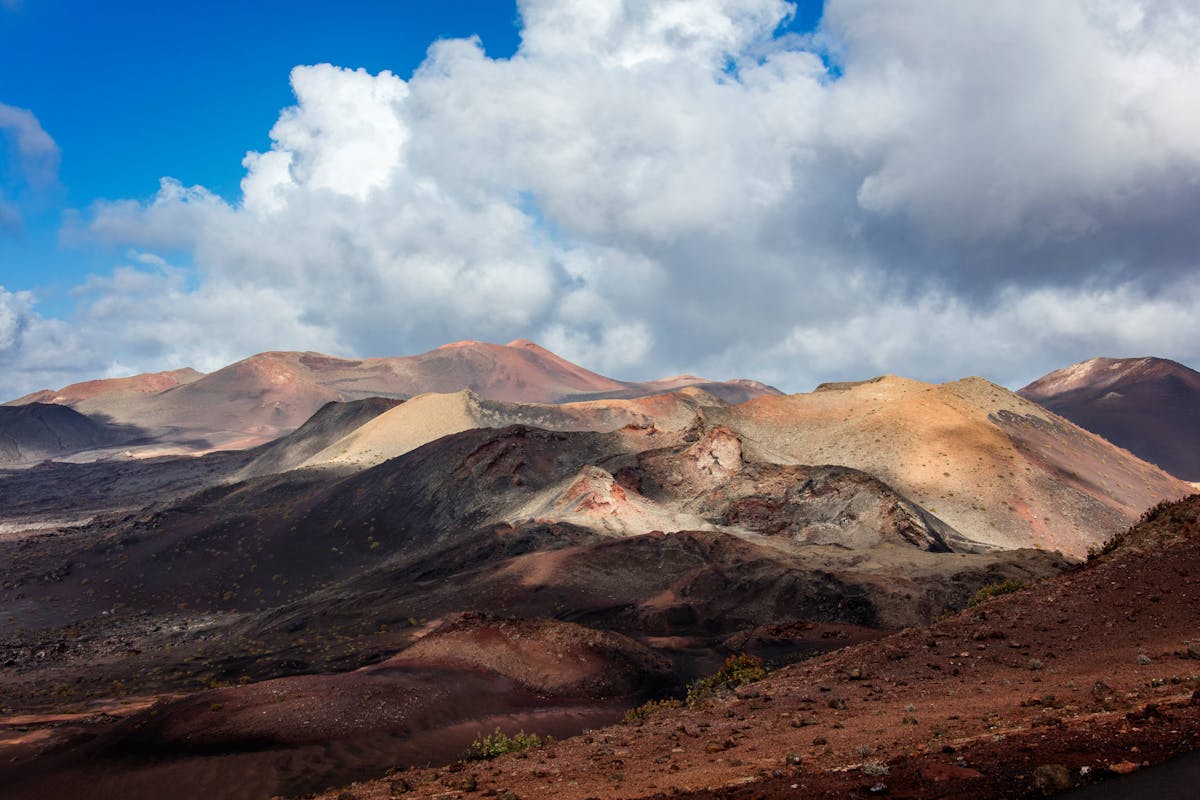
[1,345,1194,558]
[1020,356,1200,481]
[2,339,780,459]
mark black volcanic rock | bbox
[1019,357,1200,481]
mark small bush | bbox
[465,728,544,761]
[966,579,1024,607]
[686,654,766,706]
[624,698,683,724]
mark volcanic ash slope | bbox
[710,375,1193,557]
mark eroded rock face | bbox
[617,427,975,552]
[712,466,965,551]
[687,426,744,478]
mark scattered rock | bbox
[1033,763,1072,793]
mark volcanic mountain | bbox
[277,387,716,473]
[1020,356,1200,481]
[231,372,1191,558]
[3,340,780,455]
[707,375,1193,557]
[0,403,141,466]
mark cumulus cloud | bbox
[0,286,83,393]
[0,102,60,233]
[765,275,1200,390]
[3,0,1199,399]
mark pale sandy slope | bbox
[707,375,1193,557]
[296,388,715,470]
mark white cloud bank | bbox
[4,0,1200,398]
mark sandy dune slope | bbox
[297,389,710,470]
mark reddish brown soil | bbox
[6,367,203,405]
[0,615,674,800]
[311,496,1200,800]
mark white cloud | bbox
[0,102,60,232]
[1,0,1198,400]
[516,0,795,68]
[763,275,1200,391]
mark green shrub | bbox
[624,698,683,724]
[686,654,766,706]
[966,579,1024,607]
[465,728,544,760]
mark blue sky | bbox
[0,0,823,312]
[0,0,1196,397]
[1,1,530,309]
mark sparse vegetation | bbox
[686,654,766,706]
[1090,496,1200,560]
[465,728,545,761]
[624,697,683,724]
[966,578,1025,607]
[625,654,767,721]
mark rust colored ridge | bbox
[502,337,626,393]
[382,612,675,699]
[0,616,670,800]
[5,367,203,406]
[1,340,778,459]
[313,495,1200,800]
[1020,356,1200,481]
[708,374,1192,557]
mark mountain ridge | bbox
[2,340,782,457]
[1020,356,1200,480]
